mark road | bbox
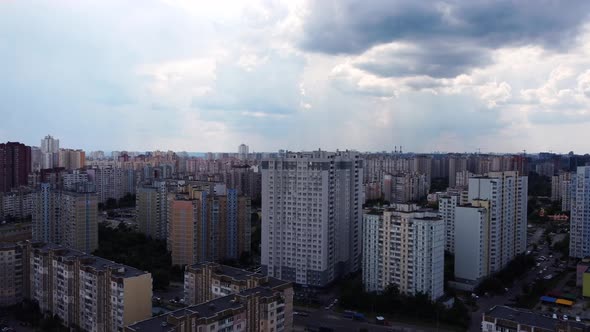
[467,240,565,332]
[294,308,455,332]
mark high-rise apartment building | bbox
[382,172,429,204]
[551,171,573,211]
[25,242,152,332]
[40,135,60,169]
[136,181,168,240]
[58,149,86,170]
[0,187,34,220]
[411,155,432,183]
[238,144,249,160]
[570,166,590,258]
[0,243,24,306]
[439,189,468,253]
[93,166,136,204]
[0,142,32,192]
[168,189,251,266]
[32,184,98,253]
[261,150,363,286]
[451,171,528,290]
[454,201,490,287]
[362,204,445,301]
[448,155,467,187]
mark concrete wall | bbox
[123,273,153,327]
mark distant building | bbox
[136,181,168,240]
[40,135,59,169]
[570,166,590,258]
[0,142,32,192]
[261,150,363,286]
[58,148,86,170]
[362,204,444,301]
[482,306,587,332]
[238,143,249,160]
[0,221,32,243]
[551,171,573,211]
[92,166,136,204]
[0,187,34,220]
[129,264,293,332]
[382,172,429,204]
[32,184,98,253]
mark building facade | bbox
[0,243,24,306]
[570,166,590,258]
[261,150,363,286]
[454,201,490,287]
[382,172,429,204]
[0,142,32,193]
[40,135,60,170]
[136,181,168,240]
[32,184,98,253]
[129,264,293,332]
[168,189,251,266]
[362,204,445,301]
[482,306,587,332]
[27,242,152,332]
[467,172,528,271]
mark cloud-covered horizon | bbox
[2,0,590,154]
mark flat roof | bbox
[485,305,585,330]
[127,294,244,331]
[33,242,148,278]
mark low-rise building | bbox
[482,305,587,332]
[576,258,590,287]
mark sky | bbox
[2,0,590,154]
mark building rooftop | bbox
[33,242,148,278]
[485,305,586,331]
[127,294,245,331]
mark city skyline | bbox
[2,1,590,153]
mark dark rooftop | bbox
[34,242,148,278]
[486,306,586,331]
[127,294,245,331]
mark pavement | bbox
[294,308,455,332]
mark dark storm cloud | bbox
[300,0,590,77]
[355,42,490,78]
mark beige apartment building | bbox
[128,263,293,332]
[0,242,152,332]
[184,262,286,305]
[168,188,251,266]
